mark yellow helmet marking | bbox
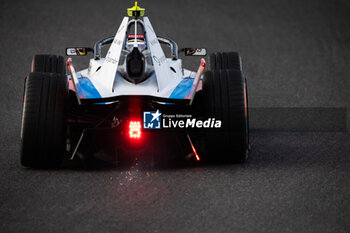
[127,1,145,17]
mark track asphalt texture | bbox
[0,0,349,232]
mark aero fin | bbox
[93,17,129,93]
[143,17,175,92]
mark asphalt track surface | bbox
[0,0,349,232]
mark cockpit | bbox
[118,20,154,84]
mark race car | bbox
[20,2,249,168]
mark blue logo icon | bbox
[143,110,161,129]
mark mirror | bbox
[66,47,93,56]
[183,48,207,56]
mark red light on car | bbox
[190,143,200,161]
[186,134,200,161]
[129,121,141,139]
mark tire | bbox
[209,52,242,71]
[20,72,68,168]
[202,69,249,163]
[31,55,66,74]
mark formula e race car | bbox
[20,2,249,168]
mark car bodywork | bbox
[20,2,249,168]
[65,2,206,161]
[67,10,205,104]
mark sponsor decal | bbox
[152,55,166,66]
[106,57,118,64]
[113,39,123,45]
[150,38,158,45]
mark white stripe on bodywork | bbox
[143,17,175,91]
[92,17,129,93]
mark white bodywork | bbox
[90,17,129,93]
[74,16,196,100]
[143,17,175,91]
